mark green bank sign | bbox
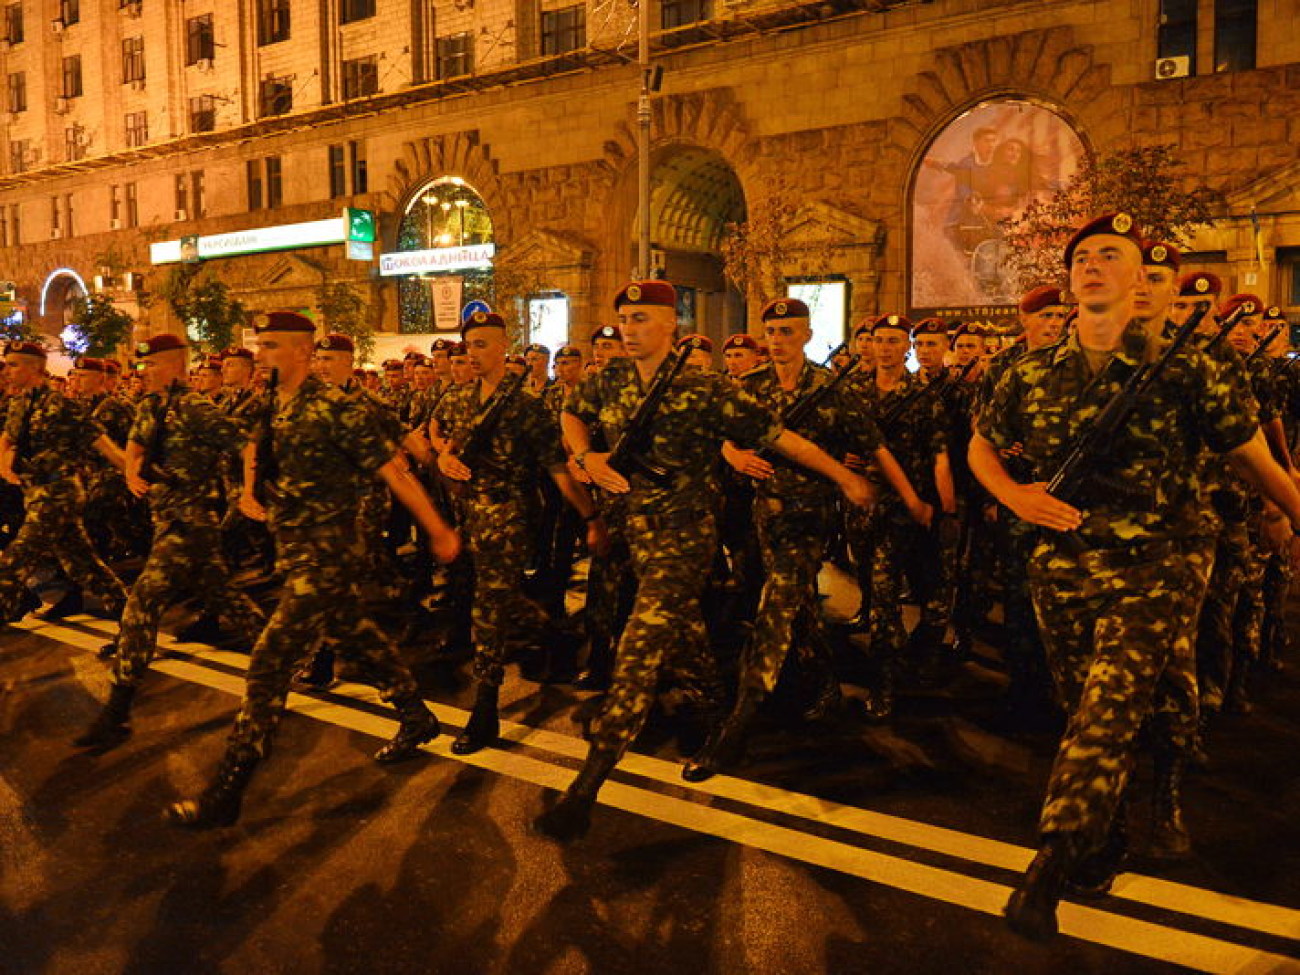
[150,209,375,265]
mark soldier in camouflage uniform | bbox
[74,357,142,563]
[167,312,462,830]
[534,281,873,841]
[73,335,268,752]
[972,214,1300,942]
[1260,306,1298,673]
[0,341,129,623]
[432,312,603,755]
[683,299,925,782]
[537,344,588,619]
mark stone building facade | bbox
[0,0,1298,356]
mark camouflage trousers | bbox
[741,497,829,696]
[463,494,550,686]
[1262,548,1293,669]
[858,505,912,658]
[1028,537,1197,848]
[113,508,266,689]
[0,482,24,549]
[590,509,724,758]
[584,494,635,647]
[83,468,149,561]
[1148,536,1215,754]
[1196,519,1250,711]
[227,524,419,759]
[0,478,127,620]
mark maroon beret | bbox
[677,333,712,354]
[4,340,48,359]
[1062,212,1144,268]
[1177,272,1223,298]
[1220,293,1263,320]
[851,318,877,339]
[258,310,316,334]
[1141,240,1181,271]
[447,342,468,357]
[222,346,255,361]
[591,324,623,343]
[871,314,912,335]
[461,310,506,336]
[614,280,677,311]
[760,298,810,321]
[316,333,356,354]
[430,338,455,353]
[134,334,187,358]
[73,357,106,372]
[1019,286,1066,315]
[554,345,582,360]
[524,343,551,357]
[723,333,759,352]
[950,322,986,340]
[1263,305,1287,322]
[196,355,223,372]
[910,317,949,338]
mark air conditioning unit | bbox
[125,0,143,18]
[1154,55,1191,81]
[54,96,70,113]
[51,18,65,34]
[110,218,122,230]
[174,208,188,221]
[129,79,145,91]
[196,57,213,71]
[50,228,63,239]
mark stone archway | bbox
[38,268,88,342]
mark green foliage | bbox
[1000,145,1223,292]
[159,265,248,354]
[64,294,134,358]
[315,281,375,363]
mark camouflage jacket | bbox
[566,354,783,519]
[541,381,579,429]
[431,376,564,500]
[977,342,1027,412]
[406,381,453,433]
[248,373,400,530]
[130,384,241,518]
[853,369,947,504]
[978,322,1259,549]
[90,393,136,447]
[4,384,103,485]
[740,360,881,508]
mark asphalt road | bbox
[2,584,1299,975]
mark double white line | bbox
[19,615,1300,974]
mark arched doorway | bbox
[636,145,747,341]
[39,268,89,346]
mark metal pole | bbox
[637,0,651,280]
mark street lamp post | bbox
[637,0,651,280]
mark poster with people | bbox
[910,99,1085,312]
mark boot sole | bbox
[374,721,440,764]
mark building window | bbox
[64,195,74,237]
[258,0,290,45]
[186,14,214,64]
[2,3,22,44]
[248,158,281,210]
[50,197,60,236]
[110,185,122,226]
[175,174,189,220]
[247,160,263,210]
[342,56,378,98]
[340,0,375,24]
[6,72,25,113]
[125,182,139,228]
[259,75,293,117]
[62,56,83,98]
[328,145,346,198]
[350,141,367,194]
[59,0,79,26]
[188,95,215,133]
[8,139,28,174]
[436,32,473,78]
[540,5,584,56]
[1158,0,1197,73]
[266,157,282,208]
[125,110,149,145]
[122,36,145,83]
[8,203,20,245]
[1215,0,1256,72]
[661,0,710,29]
[192,171,205,218]
[64,126,85,162]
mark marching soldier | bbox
[523,343,553,395]
[166,312,462,830]
[972,213,1300,941]
[0,341,129,624]
[533,280,873,841]
[73,334,268,752]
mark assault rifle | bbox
[606,336,703,486]
[252,368,279,503]
[10,386,41,476]
[755,353,861,462]
[1246,324,1286,366]
[1203,300,1255,350]
[1046,302,1209,506]
[449,369,526,478]
[139,381,182,486]
[878,359,978,433]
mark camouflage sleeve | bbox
[428,387,457,439]
[925,397,948,458]
[711,374,783,449]
[183,394,245,450]
[522,394,566,468]
[127,396,155,447]
[564,371,603,424]
[1249,361,1279,423]
[2,396,20,442]
[1191,350,1261,455]
[333,396,401,475]
[974,361,1024,451]
[68,396,106,447]
[835,384,882,456]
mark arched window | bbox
[395,177,494,333]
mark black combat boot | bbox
[533,745,620,842]
[166,746,260,829]
[375,694,440,763]
[1004,832,1079,942]
[859,661,895,722]
[73,683,136,752]
[801,648,843,723]
[1223,660,1253,715]
[451,682,500,755]
[12,588,43,622]
[295,646,336,690]
[1068,799,1128,898]
[39,587,84,620]
[573,634,614,691]
[1150,750,1192,859]
[682,691,761,783]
